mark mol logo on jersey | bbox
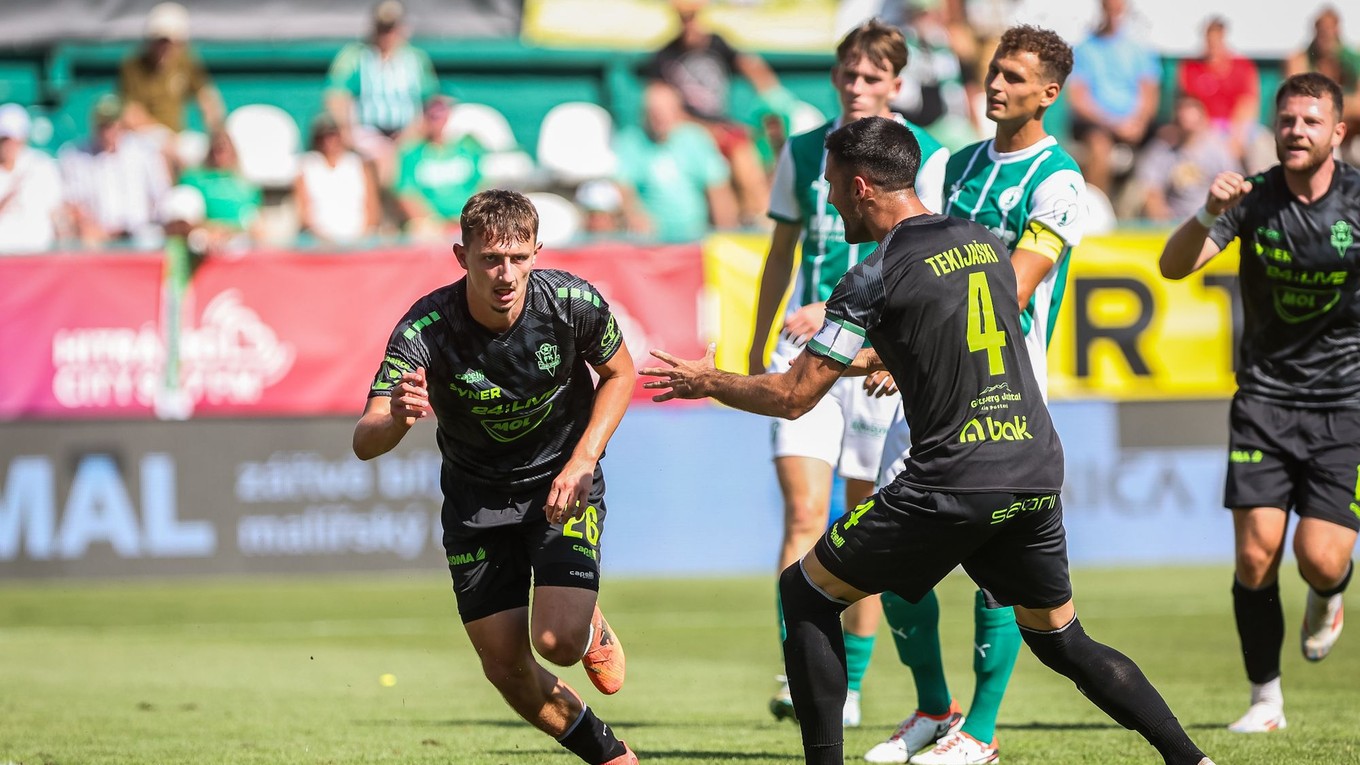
[958,415,1033,443]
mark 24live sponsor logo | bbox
[50,289,294,414]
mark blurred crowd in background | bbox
[0,0,1358,257]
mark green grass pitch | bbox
[1,565,1357,764]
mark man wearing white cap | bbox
[0,104,62,254]
[119,2,224,138]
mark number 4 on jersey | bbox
[966,271,1007,375]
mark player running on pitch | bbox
[643,115,1215,765]
[748,18,949,728]
[866,25,1088,765]
[353,189,638,764]
[1159,71,1359,735]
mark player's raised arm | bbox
[1160,171,1252,280]
[353,366,430,460]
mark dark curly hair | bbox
[994,25,1074,86]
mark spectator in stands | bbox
[1285,6,1360,161]
[891,0,981,149]
[614,81,738,243]
[59,95,171,248]
[295,115,379,246]
[644,0,781,224]
[1177,16,1270,171]
[0,104,63,253]
[118,2,225,148]
[1065,0,1161,195]
[395,96,484,241]
[325,0,439,185]
[1132,96,1239,223]
[177,128,264,248]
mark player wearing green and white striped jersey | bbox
[866,26,1087,765]
[747,19,950,729]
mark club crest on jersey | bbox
[998,186,1024,212]
[1331,220,1353,258]
[536,343,561,374]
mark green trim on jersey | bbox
[785,118,946,307]
[942,137,1081,342]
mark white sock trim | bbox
[1250,677,1284,707]
[557,706,588,742]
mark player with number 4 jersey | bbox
[641,116,1214,765]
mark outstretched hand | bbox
[640,344,717,402]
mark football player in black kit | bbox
[1160,72,1359,735]
[643,117,1214,765]
[353,190,639,765]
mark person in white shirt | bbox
[58,95,171,248]
[294,114,379,246]
[0,104,63,254]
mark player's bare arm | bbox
[1012,247,1056,308]
[352,366,430,460]
[643,343,841,419]
[748,220,801,373]
[1160,171,1251,279]
[836,347,897,396]
[544,341,635,525]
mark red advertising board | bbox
[0,242,705,420]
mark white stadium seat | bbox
[526,191,582,248]
[536,101,616,186]
[443,102,518,152]
[225,104,301,189]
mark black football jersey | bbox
[808,214,1063,492]
[368,269,624,491]
[1209,162,1360,407]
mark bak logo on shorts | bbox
[1230,449,1264,464]
[448,547,487,566]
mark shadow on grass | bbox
[487,750,786,761]
[999,720,1227,732]
[355,718,774,730]
[998,721,1123,731]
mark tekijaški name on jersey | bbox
[368,268,624,491]
[1208,162,1360,407]
[807,213,1063,493]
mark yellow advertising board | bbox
[704,230,1243,401]
[522,0,840,53]
[1047,232,1240,400]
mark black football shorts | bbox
[1225,394,1360,531]
[813,480,1072,610]
[442,466,607,623]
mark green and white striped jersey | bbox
[326,42,438,134]
[942,135,1085,393]
[769,116,949,310]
